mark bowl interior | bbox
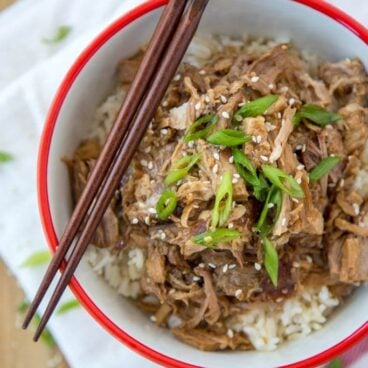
[45,0,368,367]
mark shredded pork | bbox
[68,40,368,351]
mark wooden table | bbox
[0,1,68,367]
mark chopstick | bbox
[22,0,187,331]
[27,0,209,341]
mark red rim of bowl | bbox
[38,1,368,367]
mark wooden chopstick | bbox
[32,0,209,341]
[22,0,187,331]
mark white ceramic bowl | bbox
[38,0,368,367]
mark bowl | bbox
[37,0,368,367]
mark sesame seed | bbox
[227,329,234,338]
[168,288,176,294]
[251,75,260,83]
[330,153,336,157]
[238,101,246,107]
[277,112,282,119]
[199,69,206,75]
[229,264,236,269]
[268,203,274,209]
[295,144,303,151]
[140,159,148,167]
[353,203,360,215]
[265,122,276,131]
[268,83,275,90]
[254,262,261,271]
[193,276,201,282]
[198,263,205,268]
[256,135,262,143]
[131,218,139,225]
[162,100,169,107]
[160,232,167,240]
[234,173,240,179]
[220,95,228,104]
[150,315,157,322]
[229,156,234,164]
[235,289,242,298]
[223,264,229,273]
[232,201,236,208]
[222,111,230,119]
[281,288,289,295]
[281,44,288,50]
[340,179,345,188]
[281,217,287,226]
[260,155,269,162]
[195,102,202,111]
[213,152,220,160]
[252,136,257,143]
[204,95,211,103]
[306,256,313,263]
[276,297,284,303]
[292,198,299,203]
[208,263,216,269]
[297,164,305,170]
[288,98,296,106]
[144,146,151,153]
[281,86,289,92]
[212,164,219,174]
[148,207,156,214]
[187,141,194,148]
[228,223,234,229]
[232,178,239,184]
[148,161,153,170]
[161,128,168,135]
[296,178,302,184]
[292,262,300,268]
[174,74,181,81]
[302,144,306,152]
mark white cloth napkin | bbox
[0,1,366,368]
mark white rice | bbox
[85,34,344,351]
[86,246,145,299]
[228,286,339,351]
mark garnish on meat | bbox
[68,39,368,352]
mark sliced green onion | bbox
[232,149,269,201]
[56,299,80,315]
[309,156,341,182]
[192,228,241,248]
[0,151,12,163]
[293,104,342,126]
[21,250,51,267]
[211,172,233,228]
[207,129,251,147]
[184,114,218,143]
[256,185,281,236]
[233,95,279,122]
[42,25,72,44]
[232,149,257,177]
[262,237,279,287]
[262,165,304,199]
[328,358,344,368]
[156,190,177,220]
[165,154,201,186]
